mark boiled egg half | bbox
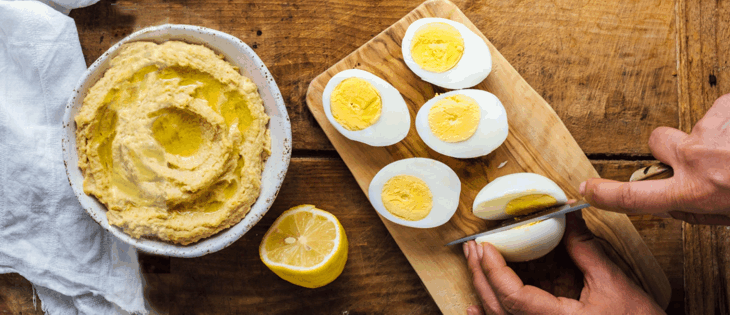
[368,158,461,228]
[473,173,568,220]
[322,69,410,146]
[472,173,569,262]
[402,18,492,89]
[416,89,508,159]
[476,215,566,262]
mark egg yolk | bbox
[512,220,542,230]
[381,175,432,221]
[330,77,382,131]
[504,194,558,216]
[428,94,480,142]
[410,22,465,73]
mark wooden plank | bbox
[142,157,440,314]
[135,159,682,314]
[629,215,685,314]
[68,0,677,155]
[0,0,683,312]
[69,0,420,152]
[0,273,43,315]
[460,0,678,155]
[0,160,683,314]
[305,1,670,312]
[676,0,730,314]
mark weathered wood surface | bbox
[67,0,678,155]
[0,274,43,315]
[0,160,684,314]
[306,1,669,313]
[0,0,705,313]
[676,0,730,314]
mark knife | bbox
[445,200,591,246]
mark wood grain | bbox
[0,159,685,314]
[305,1,670,312]
[67,0,679,155]
[676,0,730,313]
[462,0,679,155]
[0,0,695,313]
[143,157,440,315]
[69,0,421,152]
[0,273,43,315]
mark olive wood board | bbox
[304,0,671,313]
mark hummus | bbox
[75,41,271,245]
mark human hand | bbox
[463,212,665,315]
[581,93,730,225]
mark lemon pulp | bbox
[381,175,432,221]
[505,194,558,216]
[428,94,480,142]
[330,77,382,131]
[260,205,348,288]
[410,22,464,73]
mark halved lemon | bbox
[259,204,348,288]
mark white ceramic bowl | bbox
[61,24,292,258]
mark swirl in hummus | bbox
[75,41,271,245]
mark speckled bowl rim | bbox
[61,24,292,258]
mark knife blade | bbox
[445,200,590,246]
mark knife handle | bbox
[629,162,673,182]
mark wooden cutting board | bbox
[305,0,671,312]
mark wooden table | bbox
[0,0,726,314]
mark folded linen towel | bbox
[0,1,147,314]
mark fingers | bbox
[466,305,485,315]
[694,93,730,133]
[465,241,508,315]
[648,127,687,165]
[581,178,678,214]
[668,211,730,225]
[479,242,579,314]
[563,212,621,285]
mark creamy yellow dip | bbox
[410,22,465,73]
[381,175,432,221]
[428,94,480,142]
[75,41,271,245]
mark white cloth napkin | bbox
[0,1,147,314]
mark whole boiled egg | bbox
[473,173,568,221]
[368,158,461,228]
[415,89,508,159]
[322,69,410,146]
[401,18,492,89]
[476,215,566,262]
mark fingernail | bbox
[476,242,484,260]
[579,181,586,195]
[463,242,469,258]
[466,308,476,315]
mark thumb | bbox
[580,178,678,214]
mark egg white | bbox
[415,89,508,159]
[322,69,410,147]
[368,158,461,228]
[401,18,492,89]
[476,214,566,262]
[473,173,568,221]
